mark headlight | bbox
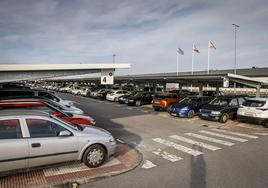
[181,107,189,111]
[211,111,221,115]
[129,100,134,102]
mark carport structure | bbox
[0,64,130,84]
[49,67,268,97]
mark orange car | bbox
[152,93,183,111]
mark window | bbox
[0,119,22,139]
[229,98,238,106]
[238,98,246,105]
[26,119,68,138]
[243,100,266,107]
[39,92,60,102]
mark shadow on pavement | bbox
[190,145,206,188]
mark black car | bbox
[199,96,246,123]
[126,92,155,106]
[118,91,141,104]
[96,89,113,100]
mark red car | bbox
[0,101,96,127]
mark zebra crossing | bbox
[140,129,265,169]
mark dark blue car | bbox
[168,96,212,118]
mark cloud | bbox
[0,0,267,74]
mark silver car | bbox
[0,110,116,174]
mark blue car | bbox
[168,96,212,118]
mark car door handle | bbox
[31,143,41,148]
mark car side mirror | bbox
[58,130,72,137]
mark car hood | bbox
[79,126,112,138]
[171,103,195,109]
[201,104,225,111]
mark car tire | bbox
[187,110,195,118]
[220,113,229,123]
[136,100,141,106]
[154,107,160,111]
[114,97,118,102]
[83,144,106,168]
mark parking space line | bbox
[116,139,125,144]
[169,135,221,151]
[141,160,157,169]
[211,129,258,139]
[199,130,248,142]
[253,133,268,136]
[127,107,133,110]
[152,148,183,162]
[152,138,203,156]
[185,133,235,146]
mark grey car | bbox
[0,110,116,174]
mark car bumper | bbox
[168,110,189,117]
[153,105,167,111]
[106,141,117,157]
[237,115,268,124]
[199,113,221,121]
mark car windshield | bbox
[180,97,198,104]
[51,115,84,131]
[209,98,230,106]
[243,100,266,107]
[134,92,143,97]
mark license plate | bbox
[171,113,177,116]
[202,114,209,117]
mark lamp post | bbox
[112,54,116,64]
[232,23,239,91]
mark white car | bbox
[106,90,129,102]
[72,87,84,95]
[237,98,268,127]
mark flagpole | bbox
[191,44,194,75]
[176,50,179,77]
[208,42,210,74]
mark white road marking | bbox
[141,110,149,113]
[253,133,268,136]
[185,133,235,146]
[152,148,183,162]
[152,138,203,156]
[105,102,111,105]
[199,130,248,142]
[211,129,258,139]
[169,135,221,151]
[116,139,125,144]
[116,105,122,107]
[127,107,133,110]
[142,160,157,169]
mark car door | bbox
[0,118,29,172]
[25,117,79,168]
[228,98,239,118]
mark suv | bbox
[199,96,246,123]
[237,98,268,127]
[0,110,116,175]
[152,93,182,111]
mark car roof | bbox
[0,109,50,117]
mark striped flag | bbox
[193,45,200,53]
[177,48,184,55]
[208,41,216,50]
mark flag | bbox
[208,41,216,50]
[193,45,200,53]
[177,48,184,55]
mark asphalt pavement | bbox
[59,93,268,188]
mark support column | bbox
[216,85,220,95]
[199,85,203,96]
[256,84,261,98]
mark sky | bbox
[0,0,267,75]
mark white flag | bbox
[208,41,216,50]
[177,48,184,55]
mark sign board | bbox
[223,77,229,88]
[101,69,114,85]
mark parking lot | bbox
[57,93,268,188]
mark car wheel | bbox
[83,144,106,168]
[136,100,141,106]
[154,107,160,111]
[77,92,81,95]
[220,113,229,123]
[187,110,195,118]
[114,97,118,102]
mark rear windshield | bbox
[243,100,266,107]
[180,97,199,104]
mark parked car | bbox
[106,90,129,102]
[71,86,84,95]
[237,98,268,127]
[0,100,95,126]
[126,92,155,106]
[168,96,212,118]
[152,93,182,111]
[118,91,141,104]
[90,89,105,98]
[199,96,246,123]
[0,88,74,107]
[0,110,116,175]
[96,89,113,100]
